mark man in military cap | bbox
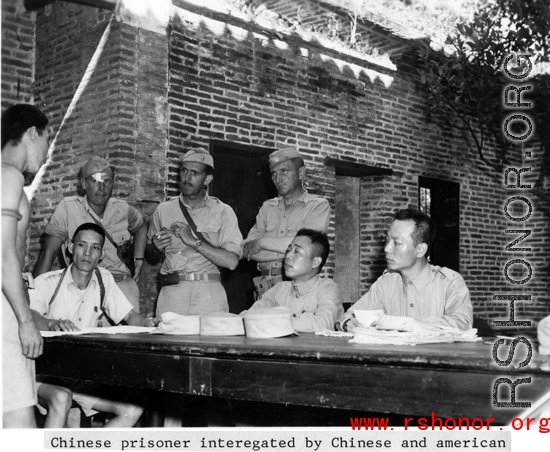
[33,156,148,313]
[242,148,330,299]
[146,148,243,316]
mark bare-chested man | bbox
[2,104,50,428]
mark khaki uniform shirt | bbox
[246,191,330,270]
[147,194,243,275]
[343,263,473,331]
[45,196,144,277]
[29,265,133,328]
[249,275,342,333]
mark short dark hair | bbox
[393,208,436,256]
[72,222,106,247]
[295,228,330,271]
[1,104,49,149]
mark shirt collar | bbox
[66,264,98,291]
[289,274,320,298]
[273,189,309,208]
[400,262,431,289]
[81,195,116,216]
[179,192,215,210]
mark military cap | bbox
[180,148,214,169]
[150,312,201,335]
[200,312,245,336]
[243,307,297,338]
[80,156,112,178]
[268,148,304,170]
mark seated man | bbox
[29,222,157,427]
[244,228,342,333]
[336,209,473,332]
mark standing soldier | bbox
[146,148,242,316]
[242,148,330,299]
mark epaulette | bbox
[436,266,460,280]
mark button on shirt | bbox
[246,191,330,270]
[344,263,473,331]
[29,265,133,329]
[248,275,343,332]
[147,194,243,275]
[45,196,144,277]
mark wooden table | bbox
[36,333,550,424]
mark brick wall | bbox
[167,4,549,336]
[5,1,548,335]
[26,2,169,313]
[1,0,35,109]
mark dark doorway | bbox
[418,176,460,272]
[210,141,277,313]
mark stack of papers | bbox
[316,310,481,346]
[350,326,479,346]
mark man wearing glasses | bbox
[33,156,148,314]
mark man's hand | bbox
[133,259,144,283]
[243,239,263,260]
[144,315,160,328]
[22,272,35,289]
[343,318,360,333]
[19,319,43,359]
[170,222,196,247]
[152,228,172,251]
[47,318,79,332]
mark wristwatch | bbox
[193,239,202,250]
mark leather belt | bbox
[260,268,282,277]
[179,273,220,282]
[113,273,131,283]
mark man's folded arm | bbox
[291,285,341,333]
[422,276,473,331]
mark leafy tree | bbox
[416,0,550,201]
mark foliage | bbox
[327,0,479,47]
[416,0,550,184]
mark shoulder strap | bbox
[48,267,106,312]
[93,268,106,312]
[83,209,119,250]
[48,268,69,306]
[178,198,211,245]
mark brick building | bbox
[2,0,548,336]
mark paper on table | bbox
[315,329,354,338]
[353,310,384,328]
[374,315,420,332]
[40,325,155,337]
[350,326,480,346]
